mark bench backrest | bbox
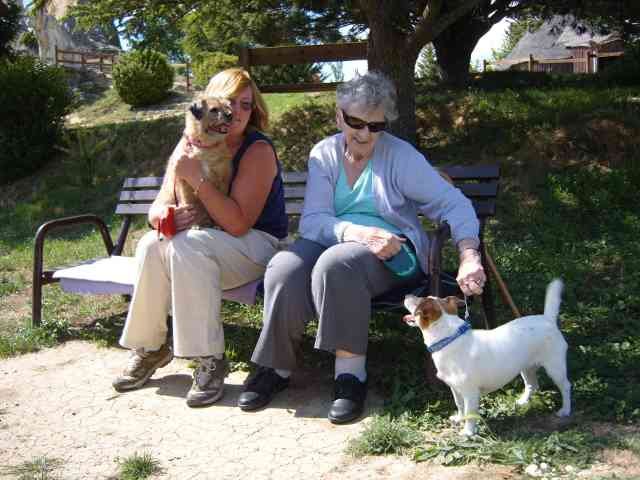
[115,165,499,226]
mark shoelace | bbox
[126,348,148,371]
[193,358,218,384]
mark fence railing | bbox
[55,46,117,73]
[238,42,368,93]
[485,51,624,74]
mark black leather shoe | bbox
[237,366,289,411]
[328,373,367,424]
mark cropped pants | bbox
[120,228,280,358]
[251,238,424,370]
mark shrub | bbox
[19,30,38,51]
[0,0,21,59]
[192,51,238,88]
[112,50,174,107]
[0,56,74,184]
[270,100,337,171]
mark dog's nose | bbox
[224,110,233,123]
[189,103,203,120]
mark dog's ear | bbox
[415,298,443,328]
[442,296,463,315]
[403,294,421,315]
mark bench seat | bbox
[52,255,263,304]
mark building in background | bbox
[493,16,624,74]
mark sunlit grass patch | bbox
[117,452,161,480]
[1,456,63,480]
[347,414,424,457]
[413,429,606,471]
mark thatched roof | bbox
[497,16,621,68]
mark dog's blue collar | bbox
[426,322,472,353]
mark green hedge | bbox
[112,50,174,107]
[0,56,74,184]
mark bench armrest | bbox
[32,214,114,327]
[34,214,114,265]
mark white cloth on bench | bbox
[52,255,262,304]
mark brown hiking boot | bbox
[186,356,229,407]
[112,343,173,392]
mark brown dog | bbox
[175,96,233,227]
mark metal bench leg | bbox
[32,276,43,328]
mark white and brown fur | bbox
[175,96,233,227]
[403,279,571,436]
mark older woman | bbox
[238,71,485,423]
[112,68,287,407]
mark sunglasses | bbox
[341,110,387,133]
[229,98,254,112]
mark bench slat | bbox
[457,182,498,198]
[441,165,500,180]
[114,169,497,219]
[119,190,161,201]
[116,203,153,215]
[284,186,306,199]
[282,171,308,183]
[285,202,303,215]
[472,200,496,218]
[123,177,163,188]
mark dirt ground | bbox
[2,341,639,479]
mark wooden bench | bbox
[32,165,508,328]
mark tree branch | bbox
[412,0,485,49]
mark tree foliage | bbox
[517,0,640,40]
[416,44,440,81]
[57,0,640,143]
[491,18,544,62]
[0,56,74,183]
[0,0,21,59]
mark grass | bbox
[0,456,63,480]
[1,78,639,475]
[117,452,161,480]
[347,414,424,456]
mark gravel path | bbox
[0,341,414,479]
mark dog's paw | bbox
[555,407,571,417]
[449,414,463,424]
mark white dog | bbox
[403,279,571,436]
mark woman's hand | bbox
[173,205,198,232]
[457,249,486,296]
[344,225,405,260]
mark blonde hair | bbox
[204,68,269,131]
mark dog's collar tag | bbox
[426,322,471,354]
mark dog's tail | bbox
[543,278,564,324]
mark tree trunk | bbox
[363,0,420,145]
[433,14,492,86]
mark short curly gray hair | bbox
[336,71,398,122]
